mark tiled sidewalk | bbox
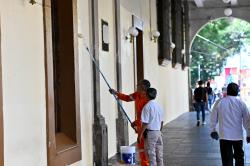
[109,112,250,166]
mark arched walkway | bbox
[109,112,250,165]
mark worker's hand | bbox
[131,121,139,133]
[246,137,250,143]
[137,133,143,144]
[109,89,117,95]
[210,131,219,140]
[131,121,137,128]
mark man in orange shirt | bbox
[109,79,150,166]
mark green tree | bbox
[190,18,250,87]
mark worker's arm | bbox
[109,89,135,102]
[117,92,135,102]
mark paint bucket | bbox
[120,146,136,165]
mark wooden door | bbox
[136,29,144,83]
[133,15,144,84]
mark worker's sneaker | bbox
[196,121,200,126]
[202,121,206,125]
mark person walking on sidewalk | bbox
[138,88,164,166]
[210,83,250,166]
[193,80,207,126]
[109,79,150,166]
[205,82,214,111]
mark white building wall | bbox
[0,0,189,165]
[119,5,138,144]
[73,1,189,164]
[0,0,47,166]
[98,0,118,158]
[77,0,94,165]
[120,0,189,144]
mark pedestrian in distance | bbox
[138,88,164,166]
[193,80,208,126]
[205,82,214,111]
[210,83,250,166]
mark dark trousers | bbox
[195,102,205,122]
[220,140,244,166]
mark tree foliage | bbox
[190,18,250,87]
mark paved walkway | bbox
[109,112,250,166]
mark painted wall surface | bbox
[64,0,94,165]
[0,0,189,165]
[98,0,118,157]
[0,0,47,166]
[120,0,189,144]
[76,0,93,165]
[120,5,138,143]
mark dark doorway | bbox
[135,29,144,83]
[133,15,144,85]
[51,0,77,149]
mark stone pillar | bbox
[184,0,190,67]
[171,0,183,67]
[91,0,108,165]
[114,0,129,152]
[157,0,172,66]
[183,0,193,111]
[116,114,128,152]
[93,115,108,165]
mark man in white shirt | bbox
[138,88,164,166]
[210,83,250,166]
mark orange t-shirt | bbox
[117,91,148,125]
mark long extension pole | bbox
[85,46,133,125]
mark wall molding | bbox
[0,16,4,166]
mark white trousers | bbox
[145,131,164,166]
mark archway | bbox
[189,17,250,106]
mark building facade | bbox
[0,0,195,165]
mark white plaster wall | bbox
[72,0,187,163]
[98,0,118,157]
[76,0,94,165]
[120,0,189,145]
[143,0,189,123]
[70,0,188,163]
[0,0,47,166]
[120,5,138,144]
[0,0,189,165]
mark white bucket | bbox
[120,146,136,165]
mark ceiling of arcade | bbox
[190,0,250,8]
[187,0,250,41]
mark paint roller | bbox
[83,43,133,127]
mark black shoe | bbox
[196,121,200,126]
